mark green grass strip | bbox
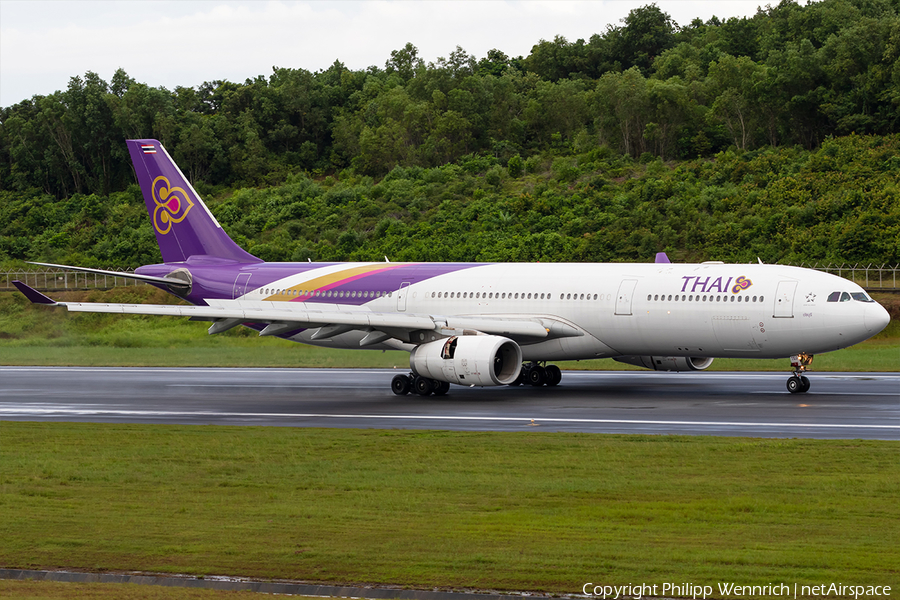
[0,579,266,599]
[1,422,897,594]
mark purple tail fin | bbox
[127,139,261,264]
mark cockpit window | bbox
[828,291,874,303]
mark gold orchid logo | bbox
[151,176,194,235]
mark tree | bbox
[707,55,766,149]
[385,43,424,82]
[613,4,678,75]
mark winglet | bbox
[12,281,59,305]
[655,252,671,264]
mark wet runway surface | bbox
[1,367,898,439]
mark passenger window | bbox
[827,291,841,302]
[648,295,652,301]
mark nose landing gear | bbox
[786,353,813,394]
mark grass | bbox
[0,289,897,371]
[0,579,267,599]
[1,422,898,595]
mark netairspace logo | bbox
[582,582,893,599]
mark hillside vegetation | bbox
[1,134,897,267]
[0,0,898,267]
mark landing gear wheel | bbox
[787,353,814,394]
[545,365,562,387]
[413,376,434,396]
[391,374,411,396]
[527,365,546,386]
[433,380,450,396]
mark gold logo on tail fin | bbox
[152,176,194,235]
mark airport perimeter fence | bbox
[2,263,899,293]
[1,268,145,292]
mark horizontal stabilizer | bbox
[27,261,190,287]
[12,281,58,305]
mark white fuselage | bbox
[241,262,890,361]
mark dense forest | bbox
[0,0,898,267]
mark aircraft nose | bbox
[865,302,891,334]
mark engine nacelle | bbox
[613,356,714,372]
[410,335,522,386]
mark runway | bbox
[0,367,897,439]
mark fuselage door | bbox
[232,272,252,299]
[773,280,797,318]
[615,279,638,316]
[397,282,411,312]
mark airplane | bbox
[14,139,891,395]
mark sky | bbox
[0,0,765,108]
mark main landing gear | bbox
[391,373,450,397]
[507,362,563,388]
[786,353,814,394]
[390,362,564,396]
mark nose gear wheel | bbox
[786,354,814,394]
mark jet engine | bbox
[410,335,522,386]
[613,356,714,372]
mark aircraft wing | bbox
[13,281,578,344]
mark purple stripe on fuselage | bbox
[291,262,411,302]
[137,261,487,306]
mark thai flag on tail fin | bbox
[141,144,156,154]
